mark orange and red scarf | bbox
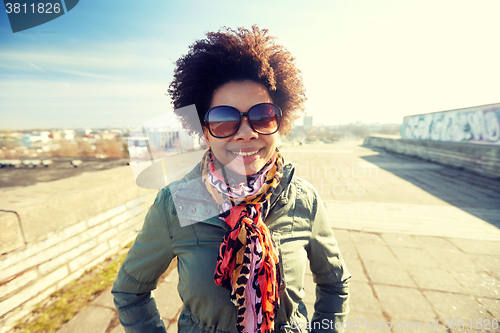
[201,149,283,333]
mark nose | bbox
[234,116,258,140]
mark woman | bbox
[112,25,350,333]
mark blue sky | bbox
[1,0,499,129]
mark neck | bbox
[219,165,251,185]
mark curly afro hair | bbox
[168,25,306,137]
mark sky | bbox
[1,0,499,130]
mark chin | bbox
[229,164,261,177]
[234,167,256,176]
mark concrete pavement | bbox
[55,141,500,333]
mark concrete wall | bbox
[0,166,156,333]
[401,102,500,144]
[364,135,500,179]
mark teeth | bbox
[232,149,260,156]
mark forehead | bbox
[210,80,272,111]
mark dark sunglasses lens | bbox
[249,104,280,134]
[207,107,240,137]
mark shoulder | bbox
[287,160,320,201]
[145,163,203,220]
[290,175,319,198]
[286,166,321,218]
[163,162,202,193]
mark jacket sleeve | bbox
[305,188,350,333]
[112,188,175,333]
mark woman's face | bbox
[203,80,279,176]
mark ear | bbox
[202,126,211,148]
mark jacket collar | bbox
[173,162,295,206]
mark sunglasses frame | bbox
[204,102,282,139]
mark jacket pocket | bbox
[178,309,232,333]
[191,222,226,245]
[279,306,310,333]
[272,231,286,291]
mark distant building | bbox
[146,128,196,151]
[49,132,62,140]
[128,128,200,161]
[304,116,313,129]
[22,131,51,147]
[63,130,75,140]
[102,132,118,140]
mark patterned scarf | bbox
[201,149,284,333]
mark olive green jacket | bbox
[112,163,350,333]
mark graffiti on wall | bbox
[401,103,500,144]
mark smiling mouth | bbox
[229,149,262,157]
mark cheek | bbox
[264,134,279,149]
[206,139,230,157]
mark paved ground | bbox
[56,141,500,333]
[0,157,129,190]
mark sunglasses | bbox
[204,103,282,139]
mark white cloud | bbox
[54,69,117,80]
[27,62,47,73]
